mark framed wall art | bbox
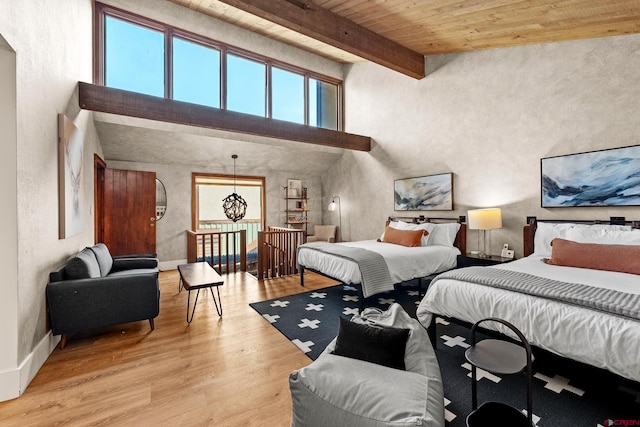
[394,172,453,211]
[58,114,84,238]
[541,144,640,207]
[287,179,302,198]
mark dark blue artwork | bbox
[394,173,453,211]
[541,145,640,207]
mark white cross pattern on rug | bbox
[270,300,290,308]
[443,397,456,422]
[533,372,584,396]
[343,285,358,292]
[309,292,327,299]
[305,303,324,312]
[436,316,450,326]
[407,290,419,296]
[343,307,359,316]
[463,362,502,383]
[298,318,321,329]
[291,338,314,353]
[441,335,470,348]
[343,295,359,302]
[378,297,395,305]
[521,409,541,426]
[262,314,280,324]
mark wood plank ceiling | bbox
[170,0,640,64]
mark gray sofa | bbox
[47,243,160,349]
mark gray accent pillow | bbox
[89,243,113,277]
[65,248,101,280]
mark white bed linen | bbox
[416,255,640,382]
[297,240,459,286]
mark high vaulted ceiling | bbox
[171,0,640,65]
[98,0,640,174]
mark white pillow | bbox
[533,223,574,257]
[565,227,640,245]
[423,223,460,247]
[533,222,633,257]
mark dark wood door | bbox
[103,168,156,256]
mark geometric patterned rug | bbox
[250,283,640,427]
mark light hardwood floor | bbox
[0,269,337,427]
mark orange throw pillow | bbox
[543,238,640,275]
[378,226,427,247]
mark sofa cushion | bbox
[89,243,113,277]
[65,248,101,280]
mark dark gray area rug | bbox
[250,283,640,427]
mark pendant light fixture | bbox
[222,154,247,222]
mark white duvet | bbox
[416,255,640,382]
[297,240,459,287]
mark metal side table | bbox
[464,317,534,427]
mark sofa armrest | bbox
[46,272,160,336]
[112,257,158,272]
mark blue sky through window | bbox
[105,16,165,97]
[103,12,339,128]
[227,54,266,117]
[173,38,221,108]
[272,67,304,124]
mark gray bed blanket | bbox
[298,243,394,298]
[432,267,640,321]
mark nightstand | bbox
[457,253,514,268]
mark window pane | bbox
[226,54,266,117]
[173,37,220,108]
[309,78,338,130]
[272,67,304,124]
[105,16,165,97]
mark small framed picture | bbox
[287,179,302,198]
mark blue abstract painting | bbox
[541,145,640,207]
[394,173,453,211]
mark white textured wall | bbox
[0,0,99,400]
[333,34,640,257]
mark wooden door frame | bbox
[94,154,106,243]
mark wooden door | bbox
[103,168,156,256]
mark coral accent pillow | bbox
[378,226,427,247]
[543,238,640,275]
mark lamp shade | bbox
[467,208,502,230]
[328,197,339,211]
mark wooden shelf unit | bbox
[284,186,308,235]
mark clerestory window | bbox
[95,3,342,130]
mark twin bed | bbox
[299,216,640,384]
[417,217,640,383]
[297,216,466,308]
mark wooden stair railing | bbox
[257,227,306,280]
[186,229,247,274]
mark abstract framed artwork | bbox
[58,114,84,238]
[541,144,640,207]
[394,173,453,211]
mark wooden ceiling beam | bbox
[78,82,371,151]
[216,0,426,79]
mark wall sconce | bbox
[467,208,502,258]
[328,196,341,242]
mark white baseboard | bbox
[158,259,186,272]
[0,331,59,402]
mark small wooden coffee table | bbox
[178,262,224,323]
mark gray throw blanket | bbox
[432,267,640,321]
[298,243,394,298]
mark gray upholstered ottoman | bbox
[289,303,445,427]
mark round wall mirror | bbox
[156,178,167,220]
